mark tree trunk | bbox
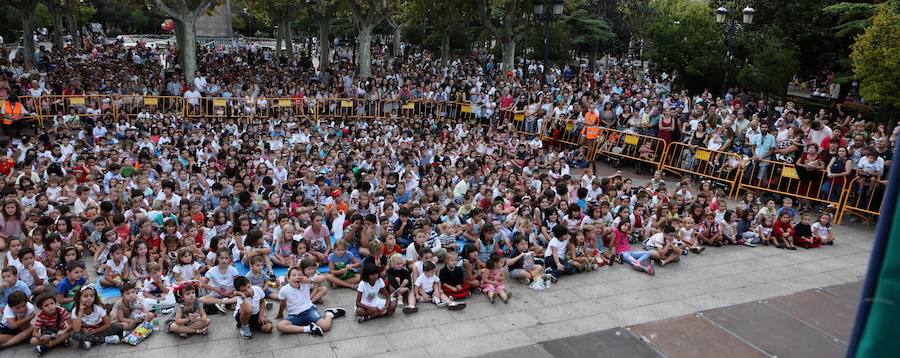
[356,23,374,78]
[274,23,283,58]
[51,12,65,53]
[180,17,199,83]
[440,31,450,67]
[21,4,36,68]
[174,18,186,68]
[501,38,516,72]
[392,24,401,59]
[589,42,598,71]
[283,16,293,60]
[66,14,81,50]
[318,17,330,71]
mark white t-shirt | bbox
[73,304,107,326]
[2,302,35,327]
[543,238,569,258]
[105,256,129,275]
[204,265,239,290]
[811,222,831,239]
[173,262,201,281]
[356,278,386,309]
[415,273,439,294]
[278,283,313,315]
[235,285,265,316]
[18,261,48,288]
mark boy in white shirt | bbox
[233,276,272,339]
[276,260,346,336]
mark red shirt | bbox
[0,158,13,176]
[72,165,90,183]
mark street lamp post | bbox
[533,0,564,74]
[716,3,755,94]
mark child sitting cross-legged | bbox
[415,261,465,310]
[165,282,211,337]
[355,261,397,323]
[112,281,155,332]
[0,291,35,351]
[439,251,472,301]
[276,259,346,336]
[200,248,240,313]
[480,253,510,304]
[30,292,71,356]
[233,276,273,339]
[386,253,417,314]
[70,286,124,349]
[142,262,175,310]
[325,240,361,289]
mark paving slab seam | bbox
[759,298,850,345]
[695,310,777,358]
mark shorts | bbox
[285,306,321,327]
[234,311,264,331]
[0,324,20,335]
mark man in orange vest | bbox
[1,94,27,137]
[581,104,601,141]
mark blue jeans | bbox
[545,256,575,278]
[619,251,650,266]
[286,306,321,326]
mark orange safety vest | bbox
[582,110,601,139]
[2,101,24,125]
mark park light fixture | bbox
[716,6,728,24]
[551,0,564,16]
[742,6,755,24]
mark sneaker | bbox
[436,301,450,308]
[239,325,253,339]
[308,323,324,336]
[64,338,71,348]
[82,340,93,350]
[35,344,48,356]
[742,241,756,247]
[104,335,121,345]
[402,306,418,314]
[447,301,467,310]
[214,303,228,314]
[646,263,655,276]
[324,307,346,318]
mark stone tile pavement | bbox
[0,221,872,358]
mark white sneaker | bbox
[104,335,120,345]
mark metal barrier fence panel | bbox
[115,95,184,120]
[660,141,744,196]
[735,157,846,207]
[837,176,884,224]
[539,117,581,145]
[594,128,668,174]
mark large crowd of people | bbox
[0,36,892,355]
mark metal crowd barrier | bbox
[735,157,846,208]
[594,128,669,176]
[660,141,744,197]
[836,177,884,224]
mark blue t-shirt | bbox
[0,280,31,307]
[753,134,776,159]
[328,252,355,271]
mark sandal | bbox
[357,315,371,323]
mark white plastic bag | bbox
[332,211,346,241]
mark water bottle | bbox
[151,304,161,331]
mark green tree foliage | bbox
[850,5,900,109]
[646,0,723,92]
[737,38,800,97]
[564,8,614,50]
[477,0,532,71]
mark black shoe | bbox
[324,307,346,318]
[308,323,324,336]
[35,345,48,356]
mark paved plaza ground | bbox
[0,166,874,358]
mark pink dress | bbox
[479,268,505,293]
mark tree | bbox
[850,4,900,109]
[737,38,800,98]
[822,1,883,38]
[345,0,395,78]
[478,0,531,71]
[42,0,65,52]
[564,7,615,65]
[152,0,219,82]
[406,0,475,67]
[10,0,39,68]
[241,0,305,59]
[305,0,338,71]
[646,0,724,92]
